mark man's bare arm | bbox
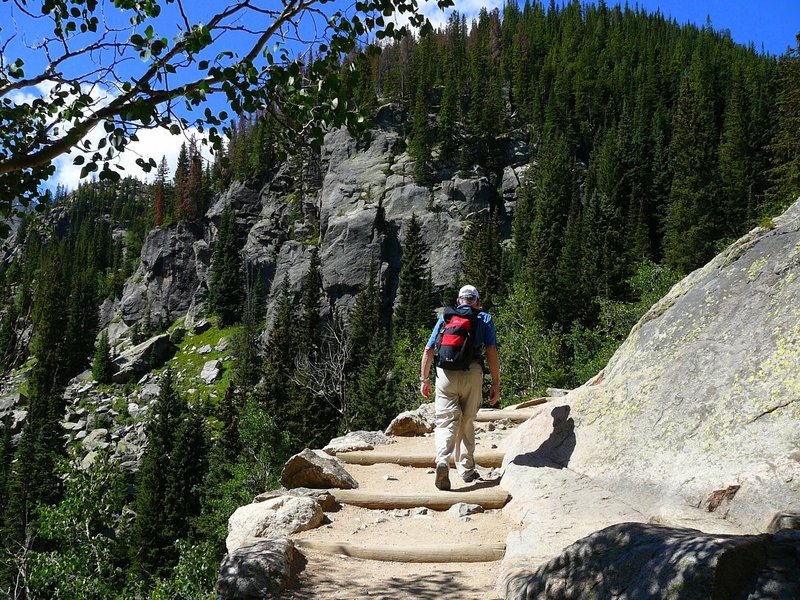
[486,345,500,405]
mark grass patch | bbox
[160,323,239,410]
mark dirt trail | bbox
[285,412,525,599]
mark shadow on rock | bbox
[511,406,575,469]
[502,523,800,600]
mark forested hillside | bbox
[0,1,798,596]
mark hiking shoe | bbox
[461,471,482,483]
[435,463,451,491]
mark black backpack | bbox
[434,305,480,371]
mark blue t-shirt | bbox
[426,310,497,350]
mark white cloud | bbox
[396,0,505,31]
[50,124,212,190]
[4,78,212,191]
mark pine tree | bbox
[409,86,433,186]
[63,269,99,378]
[437,78,460,161]
[392,214,435,338]
[718,73,753,236]
[554,191,587,325]
[463,213,504,309]
[767,34,800,210]
[261,275,300,434]
[0,414,13,528]
[350,331,396,431]
[298,247,323,358]
[188,137,204,216]
[209,205,245,327]
[663,72,720,274]
[163,409,208,550]
[0,302,18,373]
[92,330,113,384]
[524,133,574,325]
[129,368,185,580]
[4,246,73,543]
[288,247,340,448]
[348,261,383,373]
[232,274,264,391]
[153,156,169,227]
[218,383,242,462]
[174,142,190,222]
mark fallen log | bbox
[334,450,504,468]
[294,539,506,562]
[329,488,510,510]
[475,408,538,422]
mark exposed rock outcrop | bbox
[112,113,510,333]
[118,222,208,324]
[502,198,800,538]
[111,334,176,383]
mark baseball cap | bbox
[458,285,479,300]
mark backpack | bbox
[434,305,481,371]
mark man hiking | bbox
[419,284,500,490]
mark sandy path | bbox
[285,418,524,599]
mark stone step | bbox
[329,487,511,511]
[475,408,538,422]
[335,449,504,468]
[294,539,506,563]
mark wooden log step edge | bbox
[294,539,506,563]
[335,450,504,468]
[329,488,510,511]
[475,408,538,422]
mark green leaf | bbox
[79,162,98,178]
[72,155,85,165]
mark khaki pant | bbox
[434,363,483,478]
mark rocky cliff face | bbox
[113,105,528,343]
[502,197,800,533]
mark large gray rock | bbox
[503,198,800,533]
[385,403,435,436]
[254,487,338,511]
[323,430,395,455]
[0,391,25,414]
[216,538,295,600]
[98,297,119,330]
[82,428,110,451]
[502,523,800,600]
[111,334,176,383]
[200,359,221,384]
[226,496,323,553]
[280,448,358,490]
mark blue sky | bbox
[3,0,798,190]
[419,0,799,56]
[631,0,799,55]
[425,0,800,55]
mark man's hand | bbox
[421,380,432,399]
[489,381,500,407]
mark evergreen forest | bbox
[0,1,799,596]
